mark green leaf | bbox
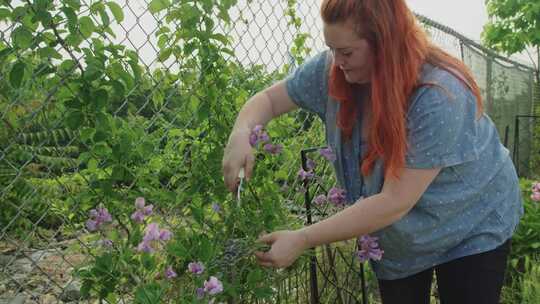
[0,8,11,21]
[157,48,172,62]
[79,16,96,38]
[38,47,62,59]
[66,111,84,129]
[9,61,26,88]
[12,26,33,49]
[106,2,124,23]
[149,0,170,14]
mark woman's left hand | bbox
[254,230,310,268]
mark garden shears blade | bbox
[236,168,245,207]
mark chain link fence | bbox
[0,1,537,303]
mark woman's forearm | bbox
[299,193,411,248]
[232,91,275,133]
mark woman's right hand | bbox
[222,128,255,192]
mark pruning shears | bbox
[236,168,245,207]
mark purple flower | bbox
[86,219,98,232]
[102,239,113,248]
[249,124,270,148]
[137,223,173,253]
[142,205,153,216]
[297,168,314,181]
[312,194,327,205]
[86,207,113,231]
[204,276,223,295]
[306,158,316,171]
[143,223,161,242]
[165,266,177,279]
[131,210,145,223]
[532,182,540,193]
[212,203,221,213]
[263,143,283,155]
[95,207,112,223]
[356,235,384,262]
[319,147,336,162]
[328,187,346,206]
[159,229,172,241]
[188,262,205,275]
[196,287,205,299]
[135,197,146,209]
[136,241,154,253]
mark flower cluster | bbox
[356,235,384,262]
[312,187,347,207]
[131,197,154,223]
[249,125,282,154]
[85,207,112,232]
[319,147,336,162]
[186,261,224,299]
[531,181,540,202]
[137,223,173,253]
[297,147,336,182]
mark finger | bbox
[245,154,255,181]
[257,233,276,244]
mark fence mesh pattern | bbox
[0,1,537,303]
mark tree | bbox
[482,0,540,83]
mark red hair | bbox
[321,0,483,179]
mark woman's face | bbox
[323,20,374,84]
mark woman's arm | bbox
[256,166,441,268]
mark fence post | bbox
[301,149,320,304]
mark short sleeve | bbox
[405,71,480,169]
[285,51,329,119]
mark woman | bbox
[222,1,523,303]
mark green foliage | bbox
[482,0,540,55]
[507,179,540,282]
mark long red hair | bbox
[320,0,483,179]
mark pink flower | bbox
[188,262,205,275]
[142,205,153,216]
[306,158,316,171]
[165,266,177,279]
[204,276,223,295]
[131,197,153,223]
[357,235,384,262]
[531,191,540,202]
[136,241,154,253]
[196,287,205,299]
[532,182,540,193]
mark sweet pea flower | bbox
[135,197,146,209]
[137,223,173,253]
[204,276,223,295]
[298,168,314,181]
[263,143,283,155]
[85,207,112,232]
[188,262,205,275]
[328,187,346,206]
[319,147,336,162]
[531,191,540,202]
[249,124,270,148]
[165,266,177,279]
[357,235,384,262]
[131,197,153,223]
[313,194,327,205]
[196,287,205,299]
